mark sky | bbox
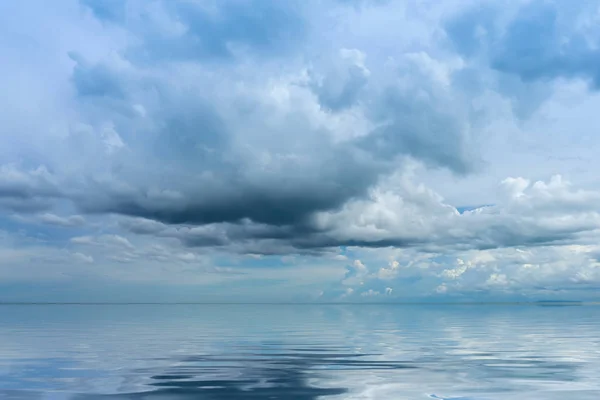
[2,0,600,302]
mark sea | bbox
[1,303,599,399]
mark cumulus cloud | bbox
[323,240,600,301]
[101,172,600,259]
[60,48,473,228]
[0,1,479,235]
[360,289,380,297]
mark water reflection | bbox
[0,304,599,399]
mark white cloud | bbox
[333,241,600,301]
[377,260,401,280]
[485,273,509,287]
[314,173,600,253]
[435,284,448,294]
[360,289,380,297]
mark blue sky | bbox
[2,0,600,302]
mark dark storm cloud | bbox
[73,145,384,227]
[61,56,473,232]
[115,198,599,256]
[116,216,423,254]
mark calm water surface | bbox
[1,304,599,399]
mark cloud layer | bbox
[1,0,600,301]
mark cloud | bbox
[81,0,306,62]
[3,0,600,301]
[0,165,63,214]
[0,0,479,254]
[57,47,474,230]
[80,0,126,23]
[105,171,600,258]
[0,165,57,198]
[118,217,168,235]
[315,173,600,252]
[309,48,371,111]
[445,0,600,116]
[72,252,94,264]
[490,1,600,87]
[0,198,53,213]
[36,213,86,228]
[71,234,134,250]
[360,289,380,297]
[323,239,600,301]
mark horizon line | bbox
[0,300,596,306]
